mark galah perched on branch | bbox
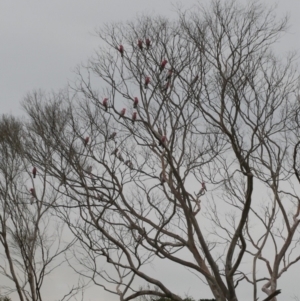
[118,45,124,57]
[118,153,124,162]
[84,136,89,147]
[137,39,143,50]
[159,135,167,148]
[102,98,108,111]
[165,69,172,81]
[30,188,36,204]
[32,167,37,179]
[132,112,137,124]
[30,188,36,198]
[144,76,150,89]
[111,148,119,156]
[119,108,126,119]
[128,161,134,169]
[133,97,139,108]
[108,132,117,141]
[145,38,151,49]
[160,172,166,185]
[124,160,134,169]
[160,59,168,72]
[196,182,207,197]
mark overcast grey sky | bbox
[1,0,300,116]
[1,0,300,300]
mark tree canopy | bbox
[1,1,300,301]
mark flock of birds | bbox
[29,38,206,206]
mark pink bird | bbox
[32,167,37,179]
[133,97,139,108]
[108,132,117,140]
[137,39,143,50]
[165,70,172,81]
[118,45,124,57]
[160,59,168,72]
[118,153,124,162]
[159,135,167,147]
[160,172,166,185]
[119,108,126,119]
[102,98,108,111]
[196,182,207,197]
[84,136,89,147]
[145,38,151,49]
[132,112,137,124]
[30,188,36,198]
[144,76,150,89]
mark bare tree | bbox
[22,1,300,301]
[0,115,80,301]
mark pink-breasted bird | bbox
[132,112,137,124]
[118,45,124,57]
[160,59,168,72]
[128,161,134,169]
[159,135,167,147]
[102,98,108,111]
[137,39,143,50]
[118,153,124,162]
[146,38,151,49]
[119,108,126,119]
[160,172,166,185]
[30,188,36,198]
[133,97,139,108]
[32,167,37,179]
[84,136,89,147]
[144,76,150,89]
[196,182,207,197]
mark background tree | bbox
[22,1,300,301]
[0,115,80,301]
